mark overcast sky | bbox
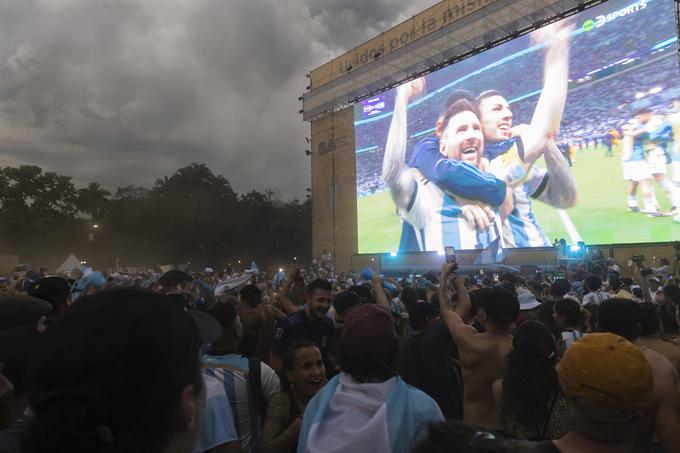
[0,0,434,199]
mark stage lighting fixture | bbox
[299,109,304,114]
[570,245,581,252]
[390,251,397,257]
[298,96,303,101]
[305,149,311,156]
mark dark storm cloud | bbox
[309,0,435,51]
[0,0,434,197]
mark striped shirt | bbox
[203,354,280,453]
[485,137,550,247]
[399,169,503,252]
[561,329,585,350]
[671,113,680,157]
[195,373,238,452]
[633,119,672,161]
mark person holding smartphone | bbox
[438,261,519,429]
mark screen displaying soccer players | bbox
[355,0,680,253]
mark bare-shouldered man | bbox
[237,284,269,361]
[636,302,680,375]
[438,262,518,429]
[637,275,680,375]
[598,298,680,453]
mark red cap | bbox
[341,304,398,359]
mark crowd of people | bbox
[1,247,680,452]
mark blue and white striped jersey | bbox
[633,119,672,161]
[485,137,551,248]
[195,372,239,453]
[398,169,503,252]
[203,354,280,453]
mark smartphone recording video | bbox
[445,246,456,264]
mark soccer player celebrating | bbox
[381,85,504,251]
[623,108,671,215]
[476,20,577,247]
[403,20,577,248]
[669,97,680,222]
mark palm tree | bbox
[76,182,111,220]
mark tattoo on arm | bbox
[261,394,299,453]
[538,141,577,208]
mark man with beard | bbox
[383,79,513,252]
[271,278,336,378]
[405,21,577,248]
[476,20,577,247]
[382,93,503,251]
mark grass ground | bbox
[357,145,680,253]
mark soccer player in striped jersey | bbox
[640,108,674,213]
[476,20,577,247]
[624,108,672,216]
[382,86,503,252]
[669,97,680,223]
[407,87,512,212]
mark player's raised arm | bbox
[382,79,424,207]
[522,20,572,165]
[535,140,578,208]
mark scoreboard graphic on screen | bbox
[354,0,680,254]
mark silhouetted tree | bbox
[76,182,111,220]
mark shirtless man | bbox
[238,284,286,364]
[598,298,680,453]
[237,284,267,360]
[636,302,680,376]
[438,262,518,428]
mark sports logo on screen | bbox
[362,96,386,119]
[582,0,647,31]
[354,0,680,254]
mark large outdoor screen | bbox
[355,0,680,253]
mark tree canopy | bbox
[0,163,310,270]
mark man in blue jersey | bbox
[271,278,336,377]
